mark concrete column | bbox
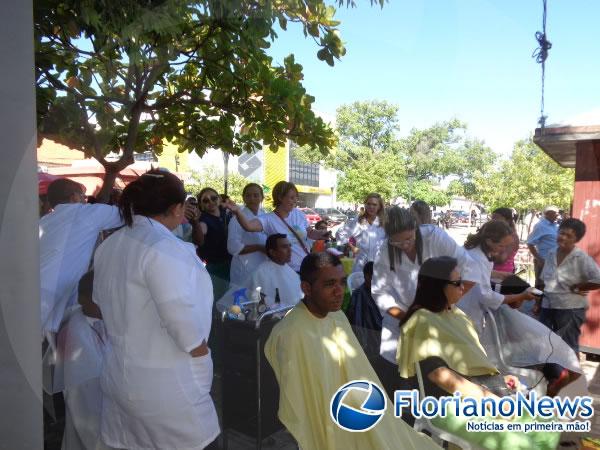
[0,0,43,448]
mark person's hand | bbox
[520,289,538,302]
[508,299,523,309]
[184,203,199,222]
[532,302,541,315]
[570,284,589,295]
[504,375,520,391]
[223,199,240,214]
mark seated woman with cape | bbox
[397,256,560,450]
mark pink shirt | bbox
[493,233,519,273]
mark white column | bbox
[0,0,43,448]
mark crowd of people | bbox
[39,170,600,450]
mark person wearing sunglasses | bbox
[397,256,560,450]
[458,220,581,396]
[197,187,232,300]
[371,206,479,396]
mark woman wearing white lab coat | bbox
[93,170,219,450]
[336,193,386,273]
[371,206,479,396]
[227,183,268,287]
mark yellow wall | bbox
[263,144,289,203]
[157,141,190,173]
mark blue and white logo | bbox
[330,380,386,432]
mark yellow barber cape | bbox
[397,306,498,379]
[265,301,440,450]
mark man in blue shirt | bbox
[527,205,559,289]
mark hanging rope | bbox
[532,0,552,130]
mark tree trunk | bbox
[95,154,134,203]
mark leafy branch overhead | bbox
[35,0,376,181]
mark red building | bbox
[534,123,600,354]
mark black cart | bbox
[220,306,293,450]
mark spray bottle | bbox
[228,288,248,320]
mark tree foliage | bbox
[35,0,380,198]
[473,139,574,212]
[295,100,496,206]
[185,167,252,204]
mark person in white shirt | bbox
[227,183,268,287]
[336,192,386,273]
[457,220,581,397]
[40,178,123,337]
[224,181,328,272]
[371,206,479,395]
[457,221,535,334]
[93,170,219,450]
[249,233,303,307]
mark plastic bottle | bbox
[274,288,281,305]
[228,288,248,320]
[258,291,267,314]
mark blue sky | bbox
[267,0,600,156]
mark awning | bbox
[534,125,600,168]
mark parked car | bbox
[449,210,470,224]
[299,207,322,225]
[314,208,348,225]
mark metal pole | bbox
[223,152,229,196]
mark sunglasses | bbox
[447,280,464,287]
[201,195,219,204]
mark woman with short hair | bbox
[539,218,600,353]
[227,183,268,286]
[93,170,219,450]
[336,192,386,273]
[224,181,327,272]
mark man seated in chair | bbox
[345,261,382,359]
[265,252,438,450]
[249,233,303,307]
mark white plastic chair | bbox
[413,363,482,450]
[482,310,546,396]
[346,272,364,292]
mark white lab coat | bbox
[249,259,303,307]
[93,216,219,450]
[457,246,504,334]
[372,225,479,363]
[40,203,122,334]
[227,206,267,287]
[52,308,108,450]
[336,216,386,273]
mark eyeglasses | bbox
[389,237,415,248]
[201,195,219,204]
[447,280,464,287]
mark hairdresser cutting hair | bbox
[457,220,582,397]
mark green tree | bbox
[185,167,252,205]
[35,0,380,199]
[474,139,574,212]
[446,139,498,199]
